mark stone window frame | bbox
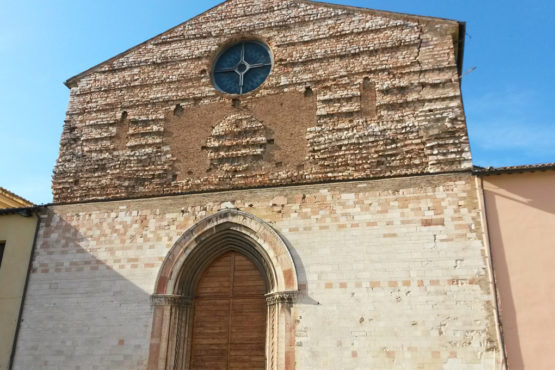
[211,40,274,95]
[147,209,299,370]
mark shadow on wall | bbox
[484,172,555,370]
[486,175,555,216]
[274,228,319,306]
[13,206,314,369]
[484,195,524,370]
[13,211,153,369]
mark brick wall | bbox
[53,0,471,203]
[15,173,501,369]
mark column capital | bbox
[265,291,298,306]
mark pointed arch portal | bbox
[147,210,299,370]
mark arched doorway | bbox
[148,210,299,370]
[190,251,266,369]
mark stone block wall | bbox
[15,173,501,369]
[53,0,471,203]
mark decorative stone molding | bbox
[265,291,298,306]
[151,295,192,307]
[148,209,299,370]
[155,209,298,296]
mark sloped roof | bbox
[298,0,462,24]
[474,163,555,175]
[0,187,34,209]
[65,0,465,88]
[0,205,41,217]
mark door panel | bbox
[190,252,266,370]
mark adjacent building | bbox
[0,189,37,370]
[478,164,555,370]
[0,187,32,210]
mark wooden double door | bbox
[190,251,267,369]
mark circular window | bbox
[212,41,273,95]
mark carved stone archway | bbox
[147,209,298,370]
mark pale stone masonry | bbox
[14,0,505,369]
[15,174,500,369]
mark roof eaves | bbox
[0,186,34,207]
[0,205,44,217]
[298,0,463,25]
[456,22,466,77]
[474,163,555,176]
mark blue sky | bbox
[1,0,554,204]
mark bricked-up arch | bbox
[148,209,298,370]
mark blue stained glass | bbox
[214,72,241,95]
[244,42,271,65]
[243,65,272,93]
[212,41,272,95]
[214,44,242,71]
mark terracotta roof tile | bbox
[474,163,555,175]
[0,186,34,209]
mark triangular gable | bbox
[54,0,471,203]
[65,0,464,88]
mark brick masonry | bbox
[21,1,503,368]
[53,0,471,203]
[14,173,501,369]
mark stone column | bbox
[265,291,297,370]
[150,295,193,370]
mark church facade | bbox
[13,1,504,369]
